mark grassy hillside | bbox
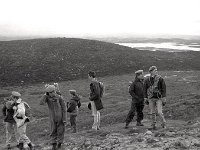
[1,38,200,86]
[0,71,200,148]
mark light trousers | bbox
[149,98,166,125]
[17,122,31,144]
[90,101,100,130]
[5,122,19,145]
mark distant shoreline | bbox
[117,42,200,52]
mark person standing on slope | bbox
[12,91,33,150]
[40,85,67,150]
[88,71,103,131]
[2,93,19,149]
[144,66,167,130]
[67,90,81,133]
[125,70,145,128]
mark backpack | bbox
[99,82,105,98]
[23,102,31,117]
[147,75,161,98]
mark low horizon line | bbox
[0,34,200,41]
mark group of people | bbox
[2,66,166,150]
[2,91,34,150]
[125,65,167,130]
[2,71,104,150]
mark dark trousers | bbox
[70,114,77,129]
[50,120,65,144]
[125,101,144,124]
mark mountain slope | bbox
[0,38,200,86]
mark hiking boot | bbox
[6,144,11,149]
[51,143,57,150]
[136,122,144,126]
[72,127,77,133]
[28,142,34,150]
[161,123,166,129]
[151,124,157,130]
[92,126,98,131]
[124,122,129,129]
[57,143,62,149]
[18,143,25,150]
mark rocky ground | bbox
[2,118,200,150]
[1,71,200,150]
[41,119,200,150]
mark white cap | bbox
[135,70,143,74]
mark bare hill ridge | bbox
[1,38,200,86]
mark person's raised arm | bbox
[40,94,47,105]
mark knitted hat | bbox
[88,71,96,78]
[45,85,56,92]
[149,66,157,72]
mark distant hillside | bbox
[0,38,200,86]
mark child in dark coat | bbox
[67,90,81,133]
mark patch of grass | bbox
[1,38,200,86]
[1,71,200,145]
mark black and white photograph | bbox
[0,0,200,149]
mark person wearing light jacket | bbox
[144,66,167,130]
[12,91,33,150]
[40,85,67,150]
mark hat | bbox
[88,71,96,78]
[135,70,143,75]
[12,91,21,97]
[69,90,77,95]
[45,85,56,92]
[149,66,157,72]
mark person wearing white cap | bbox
[125,70,145,128]
[2,93,19,149]
[11,91,33,150]
[40,85,67,150]
[144,66,167,130]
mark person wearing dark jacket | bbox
[125,70,145,128]
[40,85,67,150]
[144,66,166,130]
[88,71,103,130]
[2,94,19,149]
[67,90,81,133]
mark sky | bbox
[0,0,200,38]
